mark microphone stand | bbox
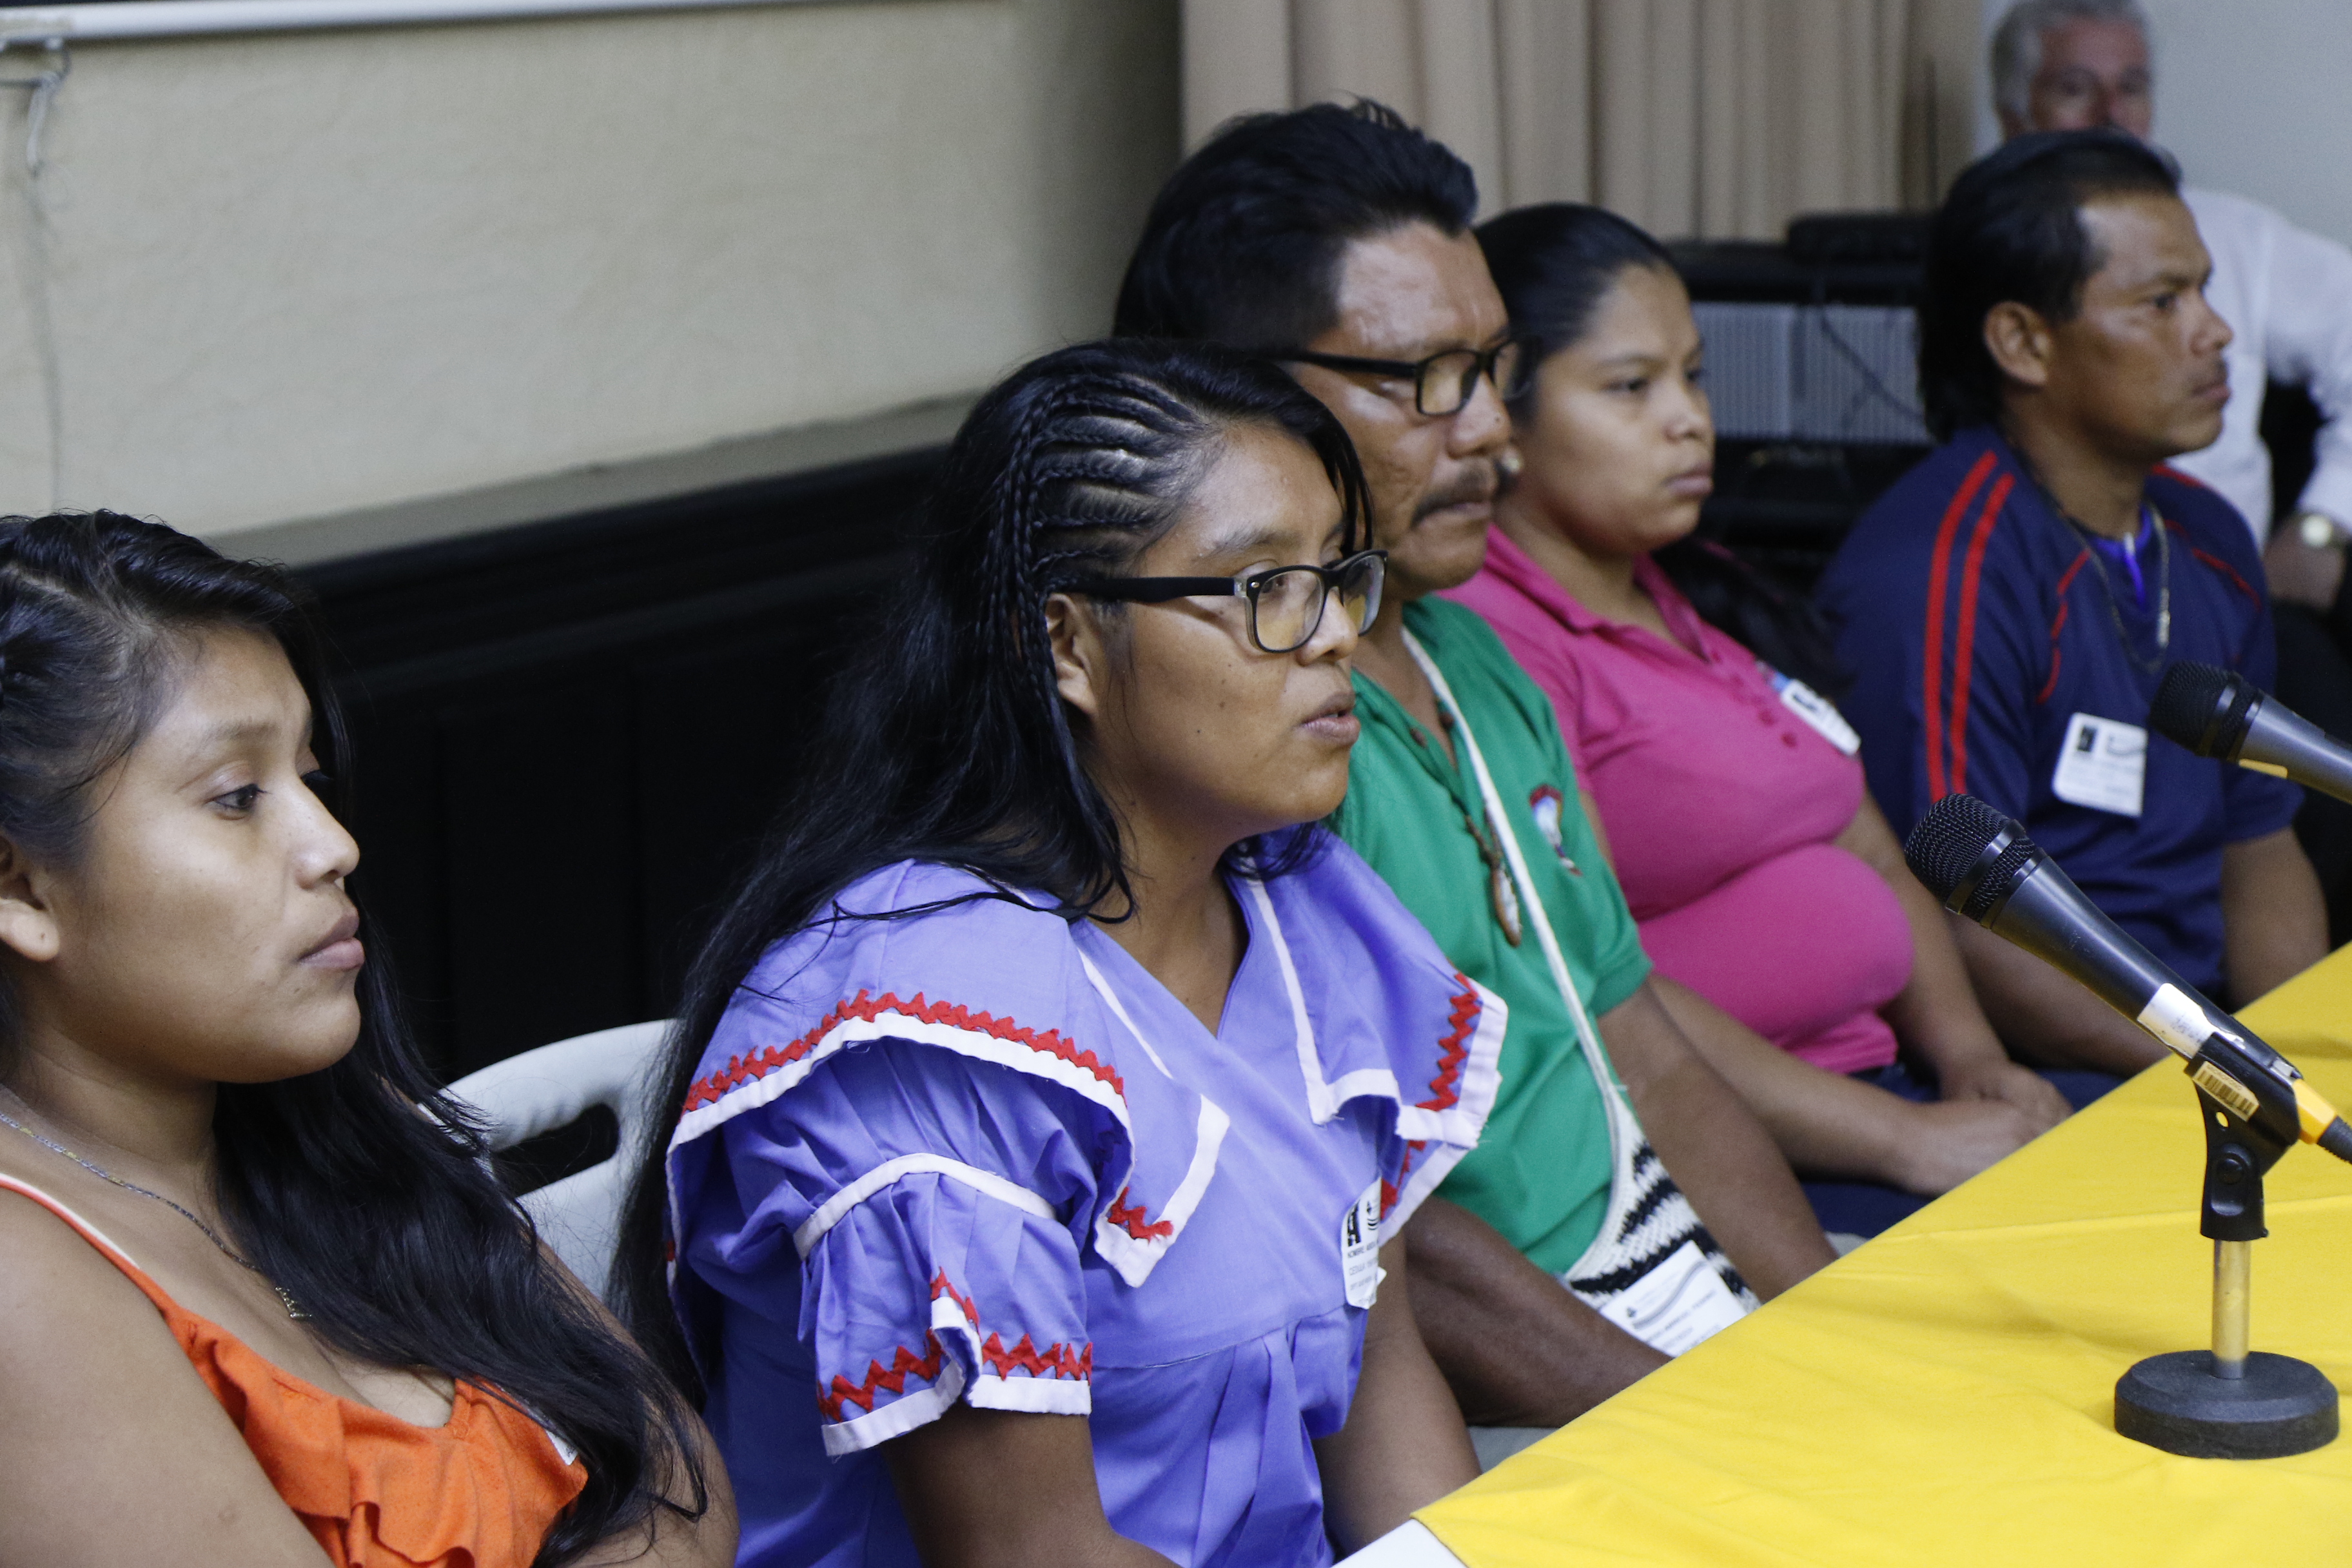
[1904,792,2352,1456]
[2114,1070,2339,1458]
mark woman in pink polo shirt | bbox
[1456,204,2089,1235]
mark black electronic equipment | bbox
[1674,214,1930,592]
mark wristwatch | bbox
[2295,509,2346,549]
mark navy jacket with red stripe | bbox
[1818,425,2300,997]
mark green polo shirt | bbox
[1331,596,1651,1275]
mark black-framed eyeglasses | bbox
[1275,337,1533,416]
[1066,549,1386,654]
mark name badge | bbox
[1595,1239,1748,1356]
[1340,1181,1382,1309]
[2052,712,2146,817]
[1766,668,1861,755]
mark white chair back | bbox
[443,1019,673,1304]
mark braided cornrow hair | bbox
[616,338,1370,1388]
[0,511,710,1567]
[969,358,1329,905]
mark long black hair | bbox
[1919,128,2178,440]
[1476,201,1849,695]
[0,512,703,1566]
[614,339,1370,1389]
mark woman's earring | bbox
[1496,446,1524,492]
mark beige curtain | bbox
[1181,0,1983,240]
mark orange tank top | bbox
[0,1174,588,1568]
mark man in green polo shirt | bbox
[1334,602,1648,1280]
[1117,101,1834,1429]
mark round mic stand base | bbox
[2112,1088,2340,1458]
[2116,1350,2338,1459]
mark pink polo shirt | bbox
[1448,531,1911,1074]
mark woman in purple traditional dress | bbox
[614,340,1500,1567]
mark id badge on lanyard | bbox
[2052,712,2147,817]
[1764,665,1861,755]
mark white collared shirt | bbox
[2168,186,2352,544]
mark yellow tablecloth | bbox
[1417,945,2352,1565]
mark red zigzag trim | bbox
[930,1270,978,1326]
[1381,1138,1428,1220]
[683,988,1126,1112]
[1373,977,1478,1217]
[821,1333,946,1422]
[1105,1186,1173,1240]
[982,1333,1092,1380]
[817,1273,1093,1420]
[1422,978,1478,1111]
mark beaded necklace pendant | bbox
[1461,807,1525,946]
[1431,707,1525,946]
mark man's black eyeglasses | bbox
[1066,549,1386,654]
[1275,338,1533,417]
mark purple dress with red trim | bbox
[664,840,1503,1568]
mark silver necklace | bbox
[2070,505,2172,676]
[2004,440,2175,672]
[0,1091,308,1319]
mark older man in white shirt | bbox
[1993,0,2352,947]
[1992,0,2352,609]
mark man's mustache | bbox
[1413,462,1500,522]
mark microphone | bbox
[2150,662,2352,806]
[1904,793,2352,1163]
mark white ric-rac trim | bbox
[671,1002,1132,1152]
[821,1357,967,1456]
[968,1375,1093,1416]
[1241,876,1401,1122]
[792,1155,1059,1257]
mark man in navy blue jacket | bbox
[1819,131,2326,1075]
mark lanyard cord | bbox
[2004,437,2173,672]
[2070,504,2173,674]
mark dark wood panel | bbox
[302,447,937,667]
[302,448,940,1082]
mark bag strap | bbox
[1402,630,1620,1104]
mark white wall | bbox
[2141,0,2352,245]
[1977,0,2352,245]
[0,0,1179,547]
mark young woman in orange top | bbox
[0,513,736,1567]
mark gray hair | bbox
[1990,0,2151,126]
